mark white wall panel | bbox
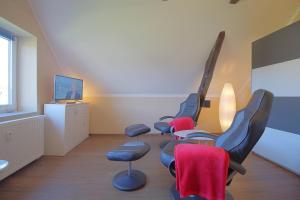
[254,128,300,175]
[252,58,300,97]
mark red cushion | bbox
[168,117,195,132]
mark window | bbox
[0,28,16,113]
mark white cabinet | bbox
[0,116,44,180]
[44,103,89,156]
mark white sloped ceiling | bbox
[28,0,300,98]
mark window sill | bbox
[0,111,38,123]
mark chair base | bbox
[170,184,234,200]
[112,169,146,191]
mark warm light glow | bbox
[219,83,236,132]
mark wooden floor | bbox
[0,134,299,200]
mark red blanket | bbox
[168,117,195,132]
[175,144,229,200]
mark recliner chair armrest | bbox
[183,132,219,141]
[229,160,246,175]
[159,116,175,121]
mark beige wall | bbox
[9,0,299,134]
[17,35,38,112]
[293,12,300,23]
[78,0,299,134]
[289,4,300,24]
[86,95,220,134]
[0,0,61,113]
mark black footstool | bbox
[106,124,151,191]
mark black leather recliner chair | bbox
[154,31,226,148]
[160,89,274,200]
[154,93,201,134]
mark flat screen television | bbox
[54,75,83,101]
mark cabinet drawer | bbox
[64,104,89,153]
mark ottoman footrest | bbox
[106,123,151,191]
[125,124,151,137]
[106,142,150,162]
[113,169,146,191]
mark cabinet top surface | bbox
[44,103,89,107]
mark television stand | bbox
[49,100,83,104]
[65,101,77,104]
[44,103,89,156]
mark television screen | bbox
[54,75,83,100]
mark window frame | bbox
[0,32,17,113]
